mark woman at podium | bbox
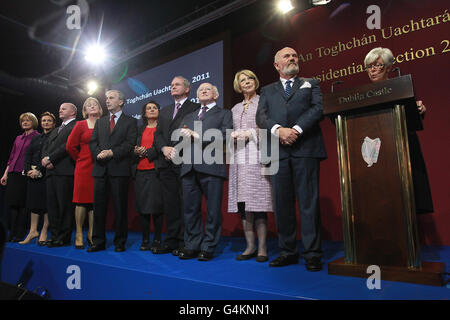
[364,47,434,214]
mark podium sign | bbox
[323,75,444,286]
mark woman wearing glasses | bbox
[364,47,433,214]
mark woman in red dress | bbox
[66,97,103,249]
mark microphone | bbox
[392,67,401,77]
[331,80,344,93]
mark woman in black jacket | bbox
[20,112,56,245]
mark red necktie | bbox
[110,114,115,133]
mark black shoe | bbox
[150,239,161,251]
[269,254,299,267]
[171,247,182,256]
[197,251,214,261]
[305,257,323,272]
[153,244,176,254]
[236,251,257,261]
[115,246,126,252]
[47,240,70,248]
[178,248,200,260]
[87,244,106,252]
[256,255,269,263]
[37,241,47,246]
[140,240,151,251]
[86,236,94,247]
[75,244,85,250]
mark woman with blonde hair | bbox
[67,97,103,249]
[228,70,273,262]
[1,112,39,242]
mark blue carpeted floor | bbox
[1,231,449,300]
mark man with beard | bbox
[256,47,327,271]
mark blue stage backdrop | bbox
[112,40,224,122]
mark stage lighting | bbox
[87,81,98,95]
[85,45,106,64]
[277,0,294,14]
[311,0,332,5]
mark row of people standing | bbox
[1,56,325,271]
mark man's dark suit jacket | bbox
[89,113,137,177]
[179,105,233,179]
[153,99,200,169]
[256,77,327,161]
[42,119,77,176]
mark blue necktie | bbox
[285,80,292,97]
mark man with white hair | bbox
[41,102,77,247]
[177,82,233,261]
[256,47,327,271]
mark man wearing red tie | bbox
[88,90,137,252]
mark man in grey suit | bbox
[256,47,327,271]
[177,82,233,261]
[88,90,137,252]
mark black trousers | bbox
[46,175,74,243]
[271,157,322,259]
[93,176,129,247]
[182,171,224,253]
[158,166,184,249]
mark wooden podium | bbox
[323,75,444,286]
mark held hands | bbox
[162,146,176,161]
[416,100,426,115]
[134,146,147,158]
[276,127,300,145]
[231,130,251,142]
[97,149,114,160]
[0,174,7,186]
[180,125,200,140]
[27,169,41,179]
[41,156,54,169]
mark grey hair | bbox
[197,83,219,98]
[106,89,126,106]
[173,75,191,89]
[364,47,394,68]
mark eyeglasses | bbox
[365,64,384,71]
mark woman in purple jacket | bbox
[1,113,39,242]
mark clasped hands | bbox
[41,156,54,170]
[134,146,147,158]
[417,100,426,115]
[231,130,251,142]
[97,149,113,160]
[277,127,300,145]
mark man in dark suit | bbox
[41,103,77,247]
[256,47,327,271]
[88,90,137,252]
[176,82,233,261]
[152,76,200,255]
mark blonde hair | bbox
[364,47,394,68]
[82,97,103,118]
[19,112,38,129]
[233,70,259,93]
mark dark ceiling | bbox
[0,0,278,91]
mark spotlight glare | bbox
[277,0,294,14]
[87,81,98,94]
[85,45,106,64]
